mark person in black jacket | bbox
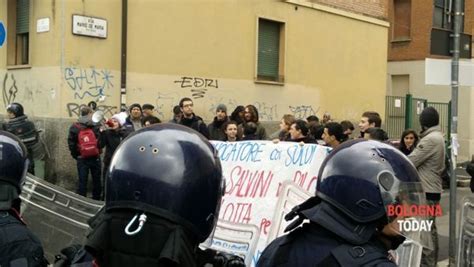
[0,131,48,267]
[99,114,129,200]
[242,121,258,141]
[288,120,316,144]
[321,122,346,149]
[67,107,102,200]
[3,102,40,175]
[178,97,210,138]
[230,105,245,126]
[208,104,229,140]
[123,103,143,132]
[399,129,419,156]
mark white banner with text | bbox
[206,141,331,266]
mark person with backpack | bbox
[67,106,102,200]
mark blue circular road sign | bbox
[0,22,6,48]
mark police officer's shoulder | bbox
[257,226,308,267]
[0,212,48,267]
[327,242,397,267]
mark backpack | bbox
[75,123,99,158]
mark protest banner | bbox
[204,140,331,266]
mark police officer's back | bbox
[0,131,48,266]
[258,139,430,267]
[55,124,243,267]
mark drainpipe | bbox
[448,0,460,264]
[120,0,128,111]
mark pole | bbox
[449,0,460,265]
[120,0,128,112]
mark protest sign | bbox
[205,141,330,266]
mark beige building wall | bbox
[0,0,389,189]
[1,0,389,122]
[388,60,474,162]
[125,0,388,122]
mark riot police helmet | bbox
[6,102,24,118]
[0,131,29,209]
[315,139,431,248]
[106,123,224,242]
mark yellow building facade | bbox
[0,0,389,187]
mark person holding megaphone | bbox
[99,112,129,200]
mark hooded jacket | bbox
[67,116,101,159]
[408,126,445,193]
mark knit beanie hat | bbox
[419,107,439,128]
[129,103,142,113]
[111,113,126,126]
[216,104,227,113]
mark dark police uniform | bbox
[0,210,48,267]
[55,124,244,267]
[0,130,47,267]
[258,139,428,267]
[257,202,396,267]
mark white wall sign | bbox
[36,18,50,33]
[72,15,107,38]
[425,58,474,86]
[395,98,401,108]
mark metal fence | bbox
[410,96,427,135]
[457,196,474,267]
[385,94,450,140]
[385,95,406,139]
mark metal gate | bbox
[385,95,406,140]
[385,94,450,140]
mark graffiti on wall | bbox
[66,102,117,118]
[254,102,278,121]
[64,67,114,100]
[155,92,181,120]
[174,76,219,99]
[2,73,18,107]
[289,105,319,119]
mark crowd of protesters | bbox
[61,98,365,201]
[2,97,468,266]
